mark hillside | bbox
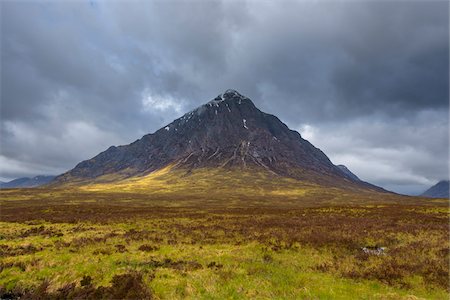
[421,180,449,198]
[52,90,385,194]
[0,175,55,189]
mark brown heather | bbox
[0,184,448,299]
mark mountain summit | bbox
[53,90,382,191]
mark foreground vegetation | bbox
[0,183,448,299]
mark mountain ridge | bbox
[52,90,386,193]
[1,175,55,189]
[421,180,449,198]
[337,165,361,182]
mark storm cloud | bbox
[1,0,448,194]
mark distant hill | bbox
[421,180,449,198]
[0,176,55,189]
[336,165,361,182]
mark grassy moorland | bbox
[0,170,448,299]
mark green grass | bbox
[0,169,448,299]
[0,221,447,299]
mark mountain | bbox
[421,180,449,198]
[0,175,55,189]
[337,165,361,182]
[52,90,384,192]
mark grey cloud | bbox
[296,110,449,195]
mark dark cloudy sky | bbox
[1,0,448,195]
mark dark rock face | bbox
[53,90,382,190]
[0,176,55,188]
[337,165,361,182]
[421,180,449,198]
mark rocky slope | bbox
[53,90,384,191]
[337,165,361,182]
[421,180,449,198]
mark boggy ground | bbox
[0,187,449,299]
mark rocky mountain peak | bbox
[188,89,255,118]
[214,89,248,102]
[52,90,385,192]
